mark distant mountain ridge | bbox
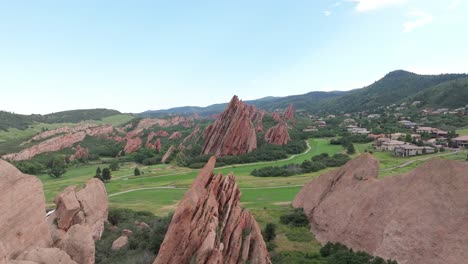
[141,70,468,117]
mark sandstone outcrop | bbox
[0,160,53,261]
[59,225,95,264]
[146,132,162,152]
[124,136,142,154]
[272,112,281,122]
[111,236,128,251]
[250,109,265,133]
[283,104,294,120]
[168,131,182,140]
[16,247,77,264]
[264,122,290,145]
[69,145,89,162]
[3,125,113,161]
[156,130,169,137]
[161,146,175,164]
[293,154,468,264]
[202,96,257,157]
[153,157,271,264]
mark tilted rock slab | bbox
[264,122,290,145]
[161,145,175,164]
[202,96,257,157]
[293,154,468,264]
[283,104,294,120]
[153,157,271,264]
[0,160,53,262]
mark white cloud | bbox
[323,10,332,16]
[448,0,461,10]
[350,0,407,12]
[403,11,433,33]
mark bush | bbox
[263,223,276,242]
[280,208,309,227]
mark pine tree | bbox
[134,167,141,176]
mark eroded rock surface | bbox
[283,104,294,120]
[161,146,175,164]
[69,145,89,162]
[153,157,271,264]
[202,96,257,157]
[293,154,468,264]
[168,131,182,140]
[0,160,52,261]
[124,137,142,154]
[264,122,290,145]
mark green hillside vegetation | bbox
[408,77,468,109]
[0,108,126,131]
[141,70,468,117]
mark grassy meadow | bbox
[35,137,467,254]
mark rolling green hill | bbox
[141,70,468,116]
[0,108,125,131]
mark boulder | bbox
[111,236,128,251]
[201,96,257,157]
[293,154,468,264]
[0,160,52,261]
[121,229,133,236]
[161,146,175,164]
[153,157,271,264]
[16,248,77,264]
[53,186,80,230]
[59,225,94,264]
[264,122,290,145]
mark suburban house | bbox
[348,127,370,135]
[416,127,448,138]
[315,120,327,128]
[303,126,318,132]
[379,140,406,151]
[452,136,468,148]
[399,120,418,128]
[394,145,435,157]
[391,133,405,140]
[367,114,381,119]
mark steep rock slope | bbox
[0,160,53,261]
[154,157,271,264]
[202,96,257,157]
[293,154,468,264]
[264,122,290,145]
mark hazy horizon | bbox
[1,0,467,115]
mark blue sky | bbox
[1,0,467,114]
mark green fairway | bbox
[457,127,468,136]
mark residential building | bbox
[394,145,435,157]
[452,136,468,148]
[380,140,405,151]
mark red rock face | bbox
[156,130,169,137]
[168,131,182,140]
[293,154,468,264]
[272,112,282,122]
[264,122,290,145]
[69,145,89,162]
[146,133,162,152]
[153,157,271,264]
[2,125,113,162]
[250,108,265,133]
[202,96,257,157]
[161,145,175,164]
[0,160,53,261]
[283,104,294,120]
[124,137,142,154]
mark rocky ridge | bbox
[153,157,271,264]
[293,154,468,264]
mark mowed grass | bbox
[457,127,468,136]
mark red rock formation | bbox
[69,145,89,162]
[124,137,142,154]
[168,131,182,140]
[181,120,192,128]
[182,125,200,145]
[146,136,162,152]
[1,160,108,264]
[161,146,175,164]
[202,96,257,157]
[283,104,294,120]
[293,154,468,264]
[272,112,282,122]
[146,131,157,146]
[3,125,113,162]
[156,130,169,137]
[153,157,271,264]
[0,160,53,261]
[264,122,290,145]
